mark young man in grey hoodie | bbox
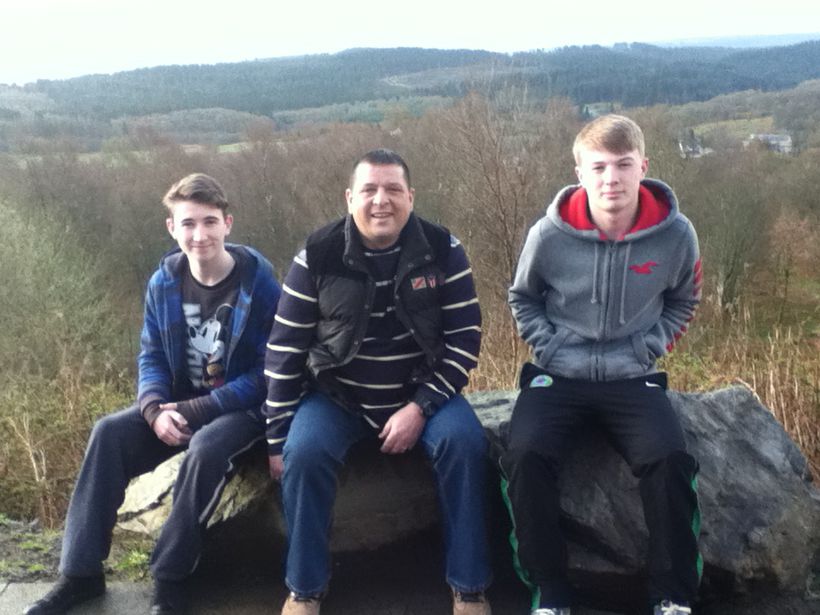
[501,115,702,615]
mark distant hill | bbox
[656,33,820,48]
[13,41,819,121]
[25,48,504,119]
[2,40,820,152]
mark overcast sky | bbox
[2,0,819,85]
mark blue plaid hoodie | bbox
[137,243,281,422]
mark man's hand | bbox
[151,404,192,447]
[379,402,427,454]
[269,454,284,481]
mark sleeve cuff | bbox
[411,388,444,418]
[175,395,218,430]
[267,440,285,456]
[139,393,165,425]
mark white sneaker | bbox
[654,600,692,614]
[531,608,570,615]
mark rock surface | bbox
[117,386,820,610]
[118,431,439,552]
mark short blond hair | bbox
[162,173,229,215]
[573,114,645,164]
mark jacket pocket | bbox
[536,326,571,368]
[630,332,653,369]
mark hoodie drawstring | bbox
[619,242,631,325]
[591,242,599,304]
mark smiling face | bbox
[346,162,414,250]
[575,147,648,221]
[166,200,233,267]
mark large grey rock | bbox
[118,436,439,552]
[117,386,820,606]
[471,387,820,601]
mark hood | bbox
[547,178,680,242]
[157,243,264,290]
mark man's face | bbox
[166,200,232,266]
[575,147,648,220]
[346,162,414,250]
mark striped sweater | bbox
[263,215,481,454]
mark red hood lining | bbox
[559,185,670,238]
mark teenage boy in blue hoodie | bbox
[24,173,281,615]
[502,115,702,615]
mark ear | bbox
[574,165,583,183]
[224,213,233,235]
[408,187,415,210]
[166,217,175,237]
[345,188,354,213]
[641,158,649,177]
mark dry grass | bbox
[0,363,131,527]
[663,304,820,478]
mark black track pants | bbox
[499,363,701,609]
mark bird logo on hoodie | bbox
[629,261,659,275]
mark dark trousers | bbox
[499,364,701,609]
[59,404,263,581]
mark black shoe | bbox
[23,574,106,615]
[150,578,190,614]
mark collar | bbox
[559,185,670,239]
[343,212,433,269]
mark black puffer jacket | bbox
[304,213,451,388]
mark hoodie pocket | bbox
[630,332,653,369]
[536,326,571,368]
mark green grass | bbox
[0,559,27,574]
[217,142,249,153]
[112,548,151,580]
[19,537,50,552]
[694,116,774,141]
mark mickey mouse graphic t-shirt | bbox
[181,252,243,392]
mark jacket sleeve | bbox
[410,236,481,414]
[508,220,557,360]
[644,221,702,359]
[137,276,173,421]
[263,250,317,455]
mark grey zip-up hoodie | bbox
[509,178,702,381]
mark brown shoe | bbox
[453,590,492,615]
[281,592,321,615]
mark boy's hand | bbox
[152,405,192,446]
[269,454,284,481]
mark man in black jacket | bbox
[264,149,492,615]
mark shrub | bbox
[0,202,132,525]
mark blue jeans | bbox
[281,392,492,595]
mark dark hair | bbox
[162,173,229,214]
[349,148,411,188]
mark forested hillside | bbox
[25,48,502,118]
[2,42,820,152]
[21,42,820,116]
